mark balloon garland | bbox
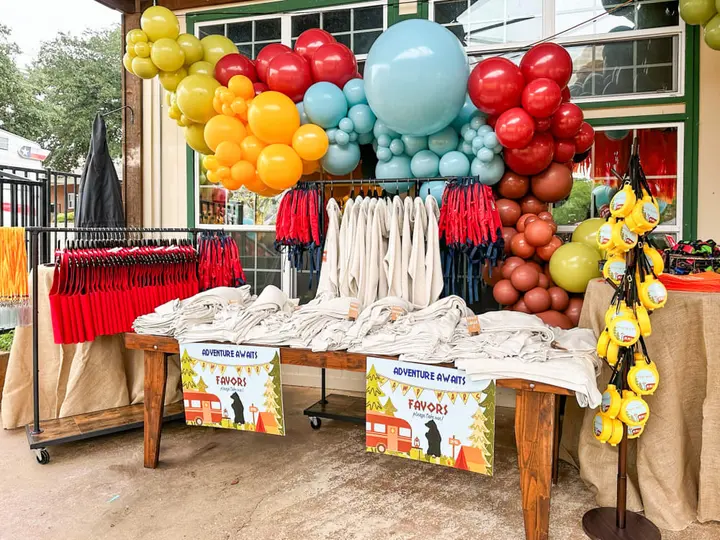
[680,0,720,51]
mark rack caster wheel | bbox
[309,416,322,430]
[35,448,50,465]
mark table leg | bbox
[515,389,556,540]
[144,350,167,469]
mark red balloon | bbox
[554,138,576,163]
[521,78,562,119]
[496,198,522,226]
[504,132,555,176]
[255,43,292,83]
[561,86,571,103]
[497,171,529,199]
[531,162,573,203]
[564,297,584,327]
[520,43,573,89]
[502,226,517,254]
[266,52,313,103]
[294,29,336,63]
[468,58,525,116]
[536,310,574,329]
[253,82,268,96]
[214,53,257,86]
[534,117,552,132]
[574,122,595,154]
[493,279,520,305]
[352,70,362,79]
[495,107,535,149]
[551,103,584,139]
[310,43,357,87]
[487,115,498,128]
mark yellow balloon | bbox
[185,124,212,154]
[131,56,159,79]
[176,74,220,124]
[178,115,194,127]
[230,98,248,120]
[215,140,244,167]
[248,91,300,145]
[302,159,320,175]
[133,41,151,58]
[126,29,148,45]
[150,38,185,72]
[256,144,303,190]
[176,33,204,66]
[203,155,219,171]
[165,92,173,107]
[168,104,181,120]
[188,60,214,76]
[549,242,602,293]
[206,170,219,184]
[228,75,255,101]
[216,166,231,183]
[240,135,266,166]
[158,67,188,92]
[204,115,247,153]
[201,35,238,66]
[228,160,256,190]
[292,124,329,161]
[122,53,134,74]
[141,6,180,42]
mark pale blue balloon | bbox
[376,155,412,179]
[381,181,414,194]
[470,115,485,130]
[484,132,499,149]
[460,124,471,138]
[373,120,399,139]
[452,94,479,131]
[401,135,428,157]
[420,181,446,205]
[349,132,358,142]
[428,126,459,156]
[321,142,361,175]
[439,151,470,177]
[376,147,392,162]
[343,78,367,106]
[411,150,440,178]
[377,134,391,148]
[348,104,376,134]
[296,102,309,125]
[471,155,505,185]
[303,82,348,129]
[493,144,503,155]
[336,130,350,146]
[358,132,374,145]
[389,138,405,156]
[364,19,469,136]
[463,128,477,143]
[477,147,494,162]
[326,128,338,144]
[477,125,493,137]
[339,117,354,133]
[471,136,485,152]
[459,141,474,156]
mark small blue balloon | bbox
[471,136,485,152]
[470,115,485,130]
[373,120,399,139]
[477,125,493,137]
[460,124,471,138]
[349,131,358,142]
[452,94,479,131]
[358,131,374,145]
[459,141,474,155]
[343,78,367,106]
[377,134,392,148]
[463,128,477,143]
[389,138,405,156]
[304,82,348,129]
[336,130,350,146]
[296,102,309,125]
[347,104,376,134]
[339,117,354,133]
[401,135,428,157]
[477,147,494,162]
[410,150,440,178]
[493,144,503,155]
[381,181,414,194]
[439,151,470,177]
[428,126,459,156]
[420,181,446,205]
[483,132,499,149]
[326,128,338,144]
[376,147,392,162]
[471,155,505,185]
[376,155,412,179]
[321,142,361,175]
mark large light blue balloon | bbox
[348,104,376,134]
[452,94,479,131]
[303,82,348,129]
[410,150,440,178]
[439,151,470,177]
[401,135,428,157]
[381,181,414,194]
[321,142,361,175]
[343,78,367,106]
[376,155,412,179]
[428,126,459,156]
[471,154,505,185]
[373,120,398,139]
[420,181,446,205]
[296,102,309,125]
[364,19,469,136]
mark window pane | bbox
[355,6,384,31]
[555,0,679,38]
[256,232,281,269]
[434,0,467,25]
[199,24,224,38]
[255,41,281,56]
[354,31,382,55]
[296,269,320,304]
[324,10,351,34]
[255,18,281,41]
[237,44,253,58]
[227,21,252,43]
[256,271,282,291]
[292,13,320,37]
[335,33,352,48]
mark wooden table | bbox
[125,333,573,540]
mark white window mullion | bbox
[543,0,556,40]
[281,13,292,47]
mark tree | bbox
[267,354,284,434]
[196,377,208,393]
[263,372,280,419]
[468,385,496,473]
[383,397,397,417]
[366,364,385,412]
[180,350,198,390]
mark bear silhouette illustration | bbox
[425,419,442,457]
[230,392,245,425]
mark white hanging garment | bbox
[400,196,414,301]
[365,198,390,306]
[384,196,404,298]
[424,196,444,305]
[408,197,429,307]
[350,196,370,301]
[316,198,341,300]
[338,197,354,297]
[345,196,364,297]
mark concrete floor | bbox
[1,387,718,540]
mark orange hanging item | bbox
[0,227,30,328]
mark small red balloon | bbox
[520,43,573,89]
[502,227,517,254]
[548,287,570,311]
[253,81,268,96]
[521,78,562,119]
[468,57,525,116]
[564,297,584,327]
[516,214,538,233]
[554,138,576,163]
[487,115,498,128]
[513,298,532,313]
[574,122,595,154]
[497,171,530,199]
[496,107,536,149]
[294,29,336,63]
[496,198,522,227]
[524,287,552,313]
[504,132,555,176]
[511,233,536,259]
[536,235,562,261]
[255,43,293,83]
[510,263,539,292]
[310,42,357,88]
[534,117,552,133]
[536,310,574,329]
[266,52,313,103]
[525,219,554,247]
[493,279,520,305]
[502,256,525,279]
[520,194,549,214]
[531,162,573,203]
[537,273,550,289]
[561,86,571,102]
[214,53,257,86]
[551,103,584,139]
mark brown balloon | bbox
[511,233,536,259]
[510,263,540,292]
[537,273,550,289]
[525,261,544,274]
[502,227,517,254]
[564,297,584,327]
[493,279,520,305]
[524,219,554,247]
[524,287,551,313]
[537,211,558,233]
[496,198,522,227]
[513,298,531,313]
[516,213,539,233]
[548,287,569,311]
[501,256,525,279]
[520,194,549,215]
[483,261,503,286]
[497,171,530,199]
[535,310,574,329]
[536,235,563,261]
[531,162,574,203]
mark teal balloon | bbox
[377,134,391,147]
[381,181,413,194]
[420,181,446,204]
[679,0,717,25]
[342,78,367,106]
[477,125,493,137]
[470,116,485,130]
[439,151,470,176]
[364,19,469,136]
[410,150,440,178]
[373,119,399,138]
[358,131,374,145]
[493,144,503,154]
[463,128,477,142]
[471,136,484,152]
[335,130,350,145]
[296,102,309,125]
[339,117,354,133]
[348,104,376,134]
[321,142,361,175]
[376,155,412,179]
[349,132,358,142]
[428,126,459,156]
[477,147,494,162]
[303,82,348,128]
[377,147,392,161]
[471,155,505,185]
[452,94,479,131]
[401,135,428,157]
[483,132,499,149]
[459,141,474,156]
[389,138,405,155]
[326,128,338,144]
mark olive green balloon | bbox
[679,0,717,25]
[549,242,602,294]
[705,14,720,50]
[571,218,606,253]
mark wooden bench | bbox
[125,332,572,540]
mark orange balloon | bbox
[204,115,247,153]
[256,184,284,197]
[229,160,255,189]
[215,140,243,167]
[256,144,303,190]
[206,170,219,184]
[240,135,266,165]
[212,95,223,115]
[230,98,248,120]
[248,91,300,145]
[244,172,268,194]
[216,166,231,182]
[302,159,320,175]
[228,75,254,100]
[292,124,329,161]
[202,154,219,171]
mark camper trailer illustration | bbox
[183,391,223,426]
[366,412,413,453]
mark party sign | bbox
[366,358,495,475]
[179,343,285,436]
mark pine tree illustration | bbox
[366,364,385,412]
[196,377,208,393]
[180,350,199,390]
[469,384,496,474]
[383,396,398,417]
[267,353,284,435]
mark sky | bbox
[4,0,120,67]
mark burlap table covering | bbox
[561,278,720,530]
[1,265,182,430]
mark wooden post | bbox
[121,11,143,227]
[143,350,167,468]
